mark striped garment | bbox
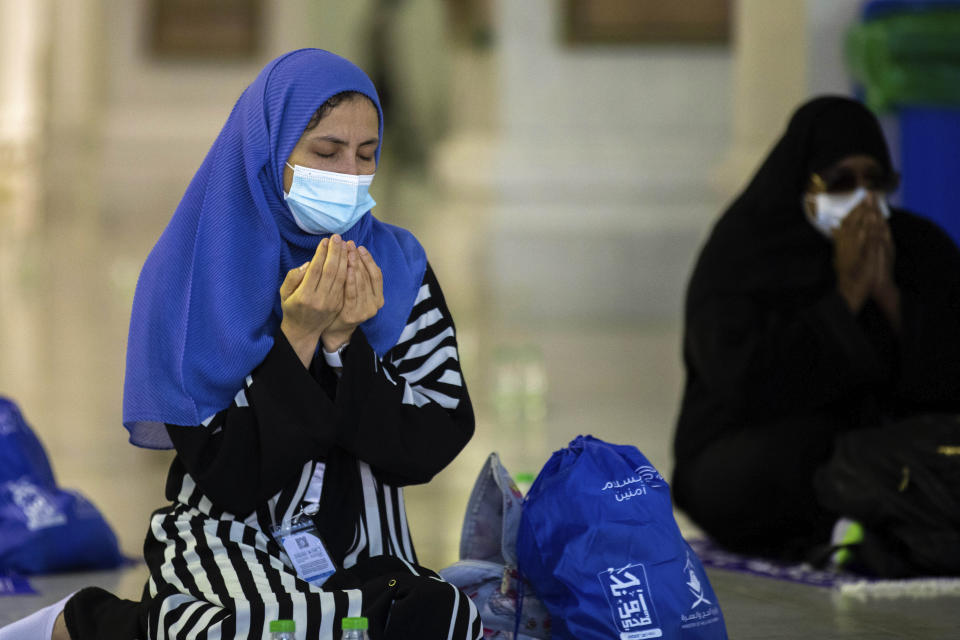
[141,265,481,639]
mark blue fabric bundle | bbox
[122,49,426,448]
[0,397,124,574]
[440,453,551,639]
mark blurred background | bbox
[0,0,955,581]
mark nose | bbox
[862,190,884,218]
[337,155,360,176]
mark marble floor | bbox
[2,162,960,639]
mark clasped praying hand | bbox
[832,198,901,330]
[279,233,385,367]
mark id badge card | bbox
[271,510,336,587]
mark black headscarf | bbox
[687,96,895,305]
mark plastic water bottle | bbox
[492,345,524,424]
[514,471,536,496]
[270,619,295,640]
[492,343,549,425]
[341,616,370,639]
[519,345,548,423]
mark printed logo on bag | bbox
[4,479,67,530]
[598,563,663,639]
[680,552,722,630]
[683,552,711,609]
[601,465,666,503]
[0,409,18,435]
[0,574,35,595]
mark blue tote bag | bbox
[0,397,124,574]
[517,435,726,640]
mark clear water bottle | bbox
[514,471,536,496]
[270,619,295,640]
[520,344,548,424]
[341,616,370,639]
[492,345,524,424]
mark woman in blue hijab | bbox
[13,49,481,640]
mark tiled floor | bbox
[3,165,959,639]
[6,557,960,638]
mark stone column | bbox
[44,0,105,230]
[714,0,808,198]
[0,0,50,416]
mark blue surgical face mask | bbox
[283,163,376,235]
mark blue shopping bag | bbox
[0,397,124,574]
[517,435,726,640]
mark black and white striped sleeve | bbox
[333,263,475,486]
[164,331,340,518]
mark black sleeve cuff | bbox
[251,332,339,449]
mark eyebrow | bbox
[312,135,379,147]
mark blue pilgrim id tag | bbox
[272,510,336,587]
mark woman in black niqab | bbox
[672,96,960,561]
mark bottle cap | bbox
[270,620,296,633]
[342,616,369,630]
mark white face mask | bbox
[283,163,376,235]
[808,187,891,237]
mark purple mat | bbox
[0,572,36,596]
[688,538,852,589]
[689,538,960,599]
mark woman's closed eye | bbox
[312,150,373,162]
[818,168,897,194]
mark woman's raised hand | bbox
[866,208,901,330]
[833,199,898,320]
[320,241,385,353]
[280,235,349,367]
[868,211,896,296]
[834,203,874,313]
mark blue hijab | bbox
[123,49,426,449]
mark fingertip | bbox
[358,246,369,256]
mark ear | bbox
[801,192,818,222]
[809,173,826,193]
[282,162,295,195]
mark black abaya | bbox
[672,97,960,558]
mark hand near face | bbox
[868,211,896,297]
[320,241,385,353]
[833,199,897,318]
[867,210,901,329]
[279,235,349,366]
[833,202,874,313]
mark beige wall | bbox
[720,0,808,195]
[720,0,863,196]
